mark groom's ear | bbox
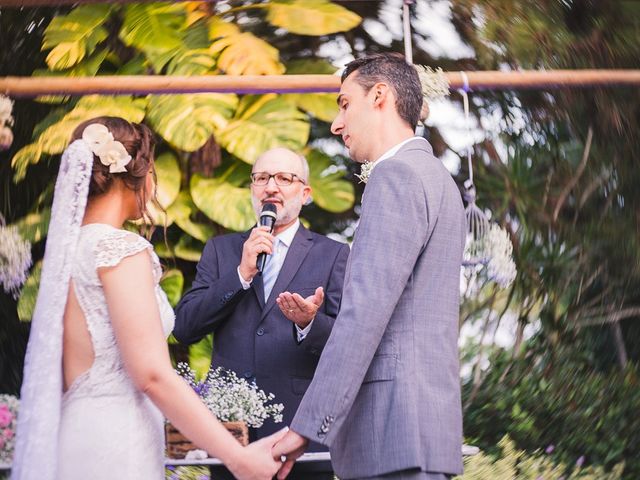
[372,83,390,107]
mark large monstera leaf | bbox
[266,0,361,35]
[159,269,184,308]
[191,175,255,232]
[42,4,112,71]
[282,93,338,123]
[167,191,215,243]
[119,3,187,72]
[147,152,181,226]
[307,149,354,213]
[12,96,147,182]
[209,18,285,75]
[146,94,238,152]
[217,95,309,165]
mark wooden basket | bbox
[165,420,249,459]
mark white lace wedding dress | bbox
[56,223,175,479]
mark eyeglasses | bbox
[250,172,306,186]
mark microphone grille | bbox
[261,203,277,214]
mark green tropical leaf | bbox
[147,152,181,226]
[174,234,205,262]
[209,18,284,75]
[307,149,354,213]
[191,174,255,232]
[42,4,112,70]
[282,93,338,122]
[11,144,44,183]
[34,49,110,104]
[12,96,147,181]
[166,48,216,76]
[146,94,238,152]
[189,334,213,378]
[266,0,361,35]
[285,58,338,74]
[119,3,187,72]
[217,95,309,164]
[159,269,184,308]
[14,209,51,244]
[168,191,215,243]
[17,262,41,322]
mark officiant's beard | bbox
[252,194,304,228]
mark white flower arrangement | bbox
[0,394,19,464]
[176,363,284,428]
[82,123,132,173]
[464,223,517,289]
[0,221,33,299]
[484,224,517,288]
[0,95,15,151]
[355,161,374,184]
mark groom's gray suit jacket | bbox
[291,138,465,478]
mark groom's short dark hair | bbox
[342,52,422,130]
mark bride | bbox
[11,116,286,480]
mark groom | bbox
[274,53,466,479]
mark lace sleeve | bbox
[95,230,152,270]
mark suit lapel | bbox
[261,226,313,319]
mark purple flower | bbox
[193,382,210,398]
[576,455,585,468]
[545,444,555,454]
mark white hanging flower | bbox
[355,161,374,184]
[0,225,32,299]
[0,126,13,151]
[0,95,14,128]
[483,224,517,288]
[81,123,132,173]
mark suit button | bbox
[256,327,265,336]
[243,371,253,379]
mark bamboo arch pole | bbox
[1,70,640,97]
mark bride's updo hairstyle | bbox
[70,116,157,223]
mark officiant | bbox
[174,147,349,480]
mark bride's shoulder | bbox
[83,224,152,269]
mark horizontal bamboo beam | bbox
[1,70,639,97]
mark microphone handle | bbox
[256,251,268,274]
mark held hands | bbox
[230,427,289,480]
[272,429,309,480]
[239,226,275,282]
[277,287,324,329]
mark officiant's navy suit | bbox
[173,225,349,452]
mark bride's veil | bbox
[11,140,93,480]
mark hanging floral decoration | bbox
[0,214,33,300]
[0,95,14,151]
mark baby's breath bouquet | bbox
[176,363,283,428]
[0,394,19,464]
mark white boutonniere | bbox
[82,123,132,173]
[355,161,374,184]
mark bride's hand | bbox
[229,427,289,480]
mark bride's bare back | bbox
[62,281,94,392]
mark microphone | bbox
[256,203,278,274]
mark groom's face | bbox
[331,72,376,164]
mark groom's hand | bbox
[277,287,324,329]
[272,430,309,480]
